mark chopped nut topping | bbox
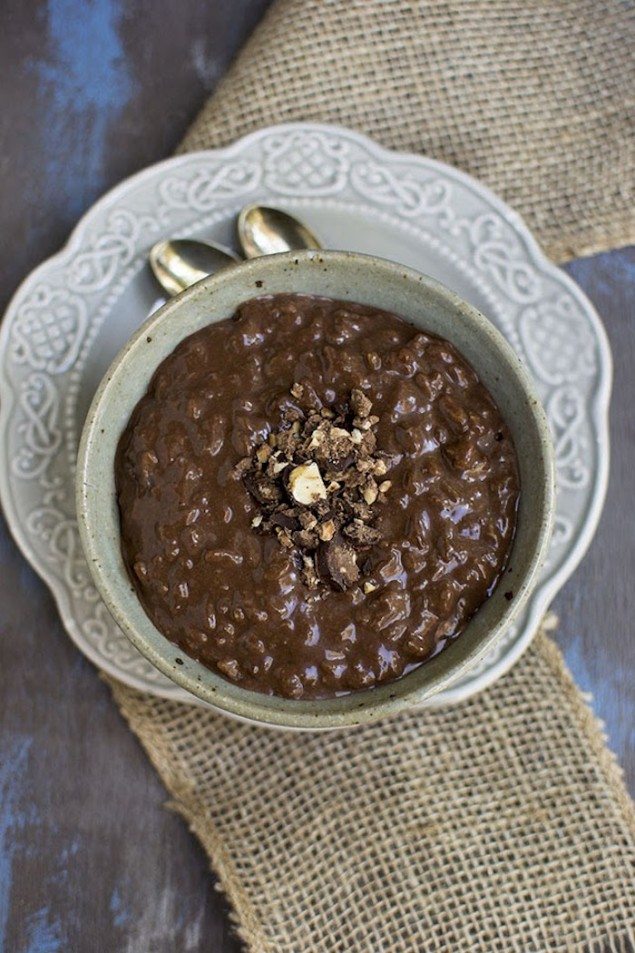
[288,462,328,505]
[299,512,318,530]
[318,519,336,542]
[351,388,372,418]
[362,481,379,505]
[256,444,272,465]
[236,386,391,590]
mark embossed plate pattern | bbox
[0,124,611,706]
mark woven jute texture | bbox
[110,627,635,953]
[180,0,635,263]
[109,2,635,950]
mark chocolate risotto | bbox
[116,294,519,699]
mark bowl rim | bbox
[76,249,555,730]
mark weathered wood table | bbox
[1,2,632,949]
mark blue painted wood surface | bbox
[0,1,632,950]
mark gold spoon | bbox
[237,204,322,259]
[149,239,240,297]
[149,208,322,297]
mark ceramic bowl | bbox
[76,250,555,730]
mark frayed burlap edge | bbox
[105,624,635,953]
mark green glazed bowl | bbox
[76,250,555,730]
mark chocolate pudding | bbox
[115,294,519,699]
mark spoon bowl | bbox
[149,239,240,297]
[238,204,322,259]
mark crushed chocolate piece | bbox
[351,387,372,419]
[315,535,360,591]
[271,512,298,532]
[294,528,319,550]
[274,526,294,549]
[298,511,318,530]
[243,471,282,505]
[342,519,382,547]
[350,501,373,522]
[236,387,389,589]
[302,555,320,590]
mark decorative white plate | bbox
[0,123,611,706]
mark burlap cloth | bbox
[108,3,635,950]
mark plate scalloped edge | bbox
[0,122,612,709]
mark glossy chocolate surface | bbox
[116,294,519,698]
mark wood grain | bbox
[0,1,632,950]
